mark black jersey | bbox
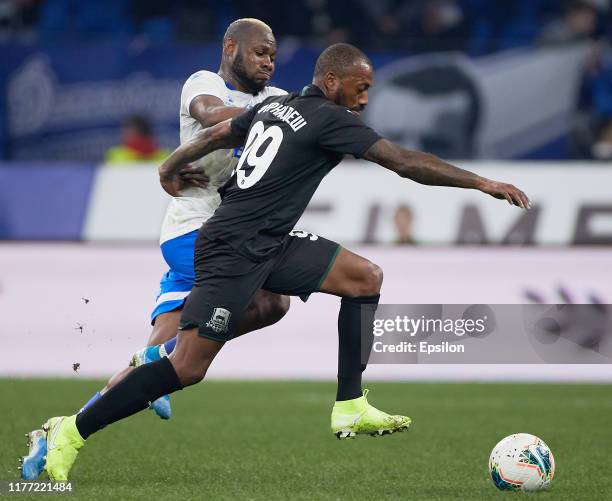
[203,84,381,261]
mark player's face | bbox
[336,62,373,116]
[232,33,277,94]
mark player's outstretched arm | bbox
[363,139,531,209]
[159,119,245,196]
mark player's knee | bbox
[354,261,383,297]
[366,261,384,295]
[179,366,207,387]
[172,359,208,387]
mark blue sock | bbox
[163,337,177,355]
[78,340,176,416]
[79,391,102,414]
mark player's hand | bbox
[478,180,531,209]
[178,164,210,189]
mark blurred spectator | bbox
[0,0,41,41]
[409,0,468,52]
[3,0,605,51]
[393,205,417,245]
[228,0,367,47]
[358,0,404,41]
[571,51,612,159]
[129,0,174,42]
[105,115,169,164]
[538,1,600,46]
[2,0,611,164]
[171,0,217,43]
[357,0,467,51]
[463,0,545,55]
[591,118,612,159]
[317,0,368,46]
[38,0,131,41]
[230,0,313,41]
[591,54,612,116]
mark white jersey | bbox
[160,71,286,244]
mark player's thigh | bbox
[262,231,341,300]
[318,247,383,297]
[160,230,198,277]
[147,310,182,346]
[245,289,290,321]
[151,231,197,326]
[180,236,273,342]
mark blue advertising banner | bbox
[0,42,585,161]
[0,42,324,161]
[0,163,96,239]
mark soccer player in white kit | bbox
[18,18,290,480]
[152,21,289,337]
[141,18,290,417]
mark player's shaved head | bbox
[314,43,372,80]
[223,18,273,43]
[313,43,374,115]
[219,18,276,95]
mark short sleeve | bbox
[263,86,288,98]
[318,106,382,158]
[180,71,227,117]
[230,105,260,137]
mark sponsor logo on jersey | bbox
[206,307,232,334]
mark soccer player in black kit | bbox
[40,44,531,480]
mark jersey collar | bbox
[300,84,326,98]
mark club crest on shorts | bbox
[206,307,232,334]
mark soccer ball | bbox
[488,433,555,491]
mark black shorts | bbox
[179,231,341,342]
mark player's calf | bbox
[147,310,182,347]
[79,342,175,418]
[319,248,385,403]
[130,345,174,419]
[168,328,224,387]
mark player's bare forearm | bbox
[190,95,246,128]
[159,120,243,196]
[363,139,531,208]
[364,139,483,187]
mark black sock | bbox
[336,295,379,401]
[75,357,182,439]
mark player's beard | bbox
[336,85,348,108]
[337,86,364,114]
[232,51,266,95]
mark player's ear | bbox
[323,71,340,98]
[224,38,237,58]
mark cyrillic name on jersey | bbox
[258,102,308,132]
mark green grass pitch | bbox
[1,380,611,500]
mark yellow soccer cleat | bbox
[331,389,411,439]
[43,416,85,482]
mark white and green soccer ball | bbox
[489,433,555,491]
